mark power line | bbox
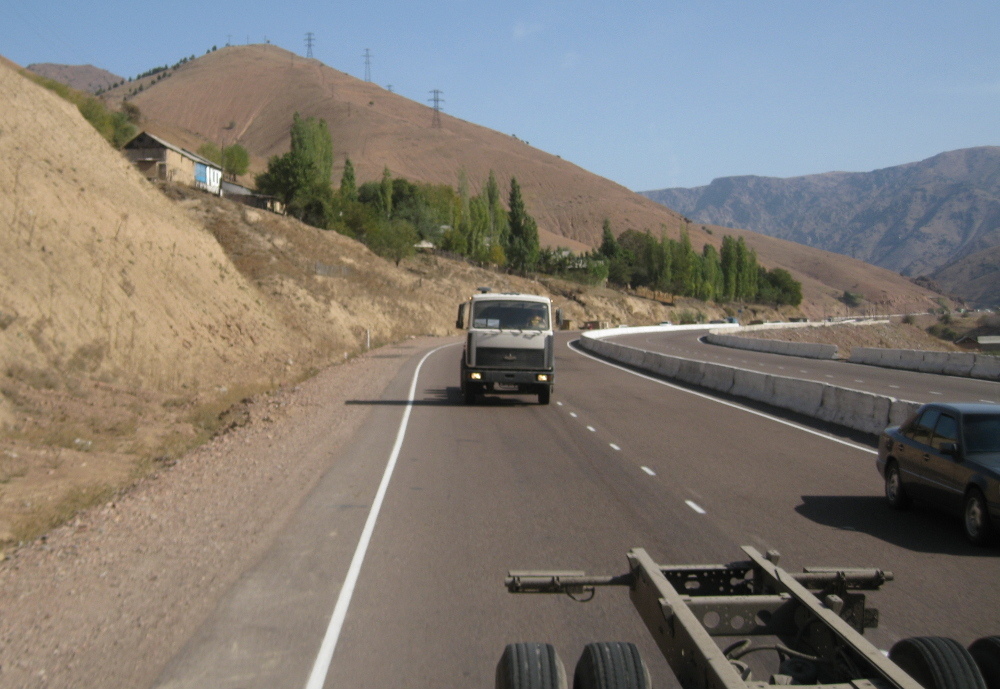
[428,89,444,128]
[305,32,315,58]
[363,48,372,82]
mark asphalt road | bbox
[615,328,1000,405]
[153,333,1000,689]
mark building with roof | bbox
[123,131,222,195]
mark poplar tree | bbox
[505,177,540,272]
[340,157,357,201]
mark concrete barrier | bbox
[847,346,1000,381]
[705,332,838,360]
[578,330,919,436]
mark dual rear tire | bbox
[496,642,649,689]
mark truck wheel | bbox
[885,461,910,510]
[964,488,994,546]
[970,637,1000,689]
[496,642,567,689]
[538,388,551,405]
[573,642,650,689]
[463,386,476,405]
[889,637,987,689]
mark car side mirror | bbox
[940,442,959,458]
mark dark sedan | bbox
[877,402,1000,545]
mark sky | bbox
[4,1,999,191]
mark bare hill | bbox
[643,148,1000,299]
[26,62,122,93]
[930,243,1000,308]
[114,44,947,317]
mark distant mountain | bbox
[930,244,1000,308]
[642,148,1000,291]
[26,63,123,93]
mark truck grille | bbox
[476,347,546,369]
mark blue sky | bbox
[4,1,998,191]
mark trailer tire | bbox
[573,642,650,689]
[889,637,987,689]
[885,461,910,510]
[970,637,1000,689]
[496,642,567,689]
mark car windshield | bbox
[964,414,1000,453]
[472,300,548,330]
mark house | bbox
[221,180,285,215]
[123,131,222,195]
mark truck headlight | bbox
[470,372,482,380]
[536,374,549,382]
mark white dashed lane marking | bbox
[610,443,621,451]
[586,425,596,432]
[686,500,706,514]
[641,466,656,476]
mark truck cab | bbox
[456,291,557,405]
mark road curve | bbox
[152,333,1000,689]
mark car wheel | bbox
[889,637,987,689]
[969,636,1000,689]
[573,642,650,689]
[496,643,567,689]
[885,461,910,510]
[964,488,994,546]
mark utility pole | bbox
[428,89,444,128]
[363,48,372,82]
[305,32,315,58]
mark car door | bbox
[894,408,940,502]
[925,412,965,512]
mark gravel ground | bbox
[0,337,433,689]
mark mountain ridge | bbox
[642,147,1000,305]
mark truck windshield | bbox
[472,300,549,331]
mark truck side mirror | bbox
[555,308,563,328]
[456,303,467,330]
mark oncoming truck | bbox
[456,291,558,405]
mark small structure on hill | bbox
[123,131,222,195]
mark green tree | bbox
[599,219,620,259]
[222,144,249,179]
[367,218,418,266]
[340,157,358,201]
[197,142,223,165]
[254,113,335,226]
[505,177,540,272]
[380,166,393,219]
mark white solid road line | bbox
[569,340,877,455]
[304,343,453,689]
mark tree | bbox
[380,166,393,219]
[505,177,540,272]
[254,113,335,226]
[340,157,358,201]
[367,218,418,266]
[222,144,249,179]
[599,219,620,259]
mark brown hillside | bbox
[26,62,123,94]
[117,44,946,317]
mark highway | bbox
[615,328,1000,405]
[153,333,1000,689]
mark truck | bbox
[456,290,559,405]
[499,546,999,689]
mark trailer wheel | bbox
[889,637,987,689]
[885,461,910,510]
[969,636,1000,689]
[496,642,567,689]
[964,488,994,546]
[573,642,650,689]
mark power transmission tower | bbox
[363,48,372,82]
[305,32,315,58]
[428,89,444,128]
